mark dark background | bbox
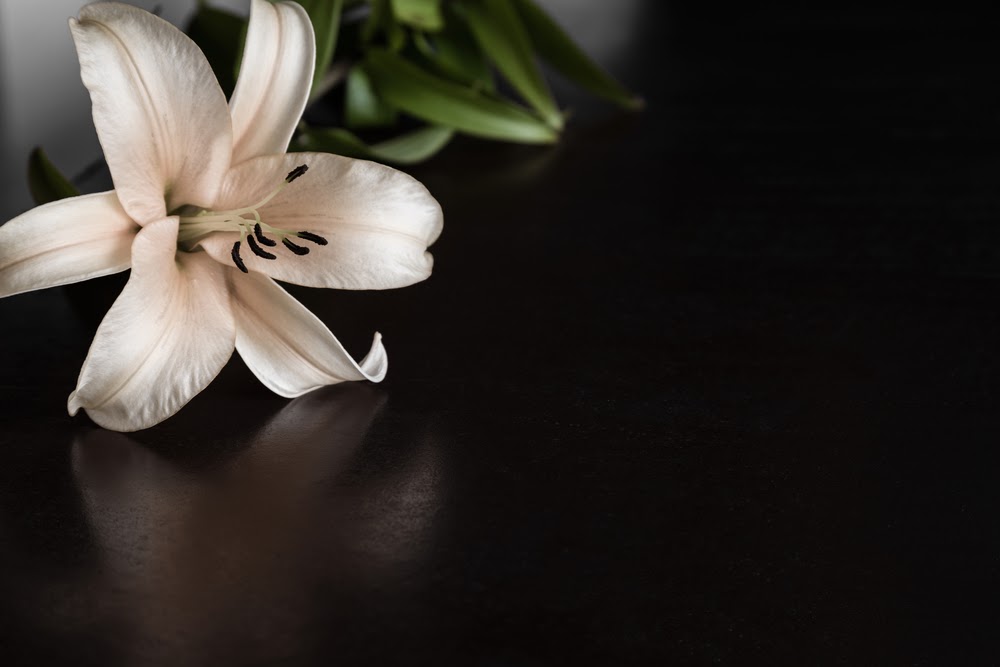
[2,2,998,664]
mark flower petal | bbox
[0,192,137,298]
[228,269,387,398]
[70,3,232,224]
[229,0,315,165]
[68,217,235,431]
[200,152,443,289]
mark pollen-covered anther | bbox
[297,231,328,246]
[231,241,249,273]
[282,238,310,255]
[285,164,309,183]
[253,223,277,247]
[246,233,276,260]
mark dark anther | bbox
[282,238,310,256]
[231,241,249,273]
[253,223,277,247]
[285,164,309,183]
[296,231,328,246]
[246,233,277,260]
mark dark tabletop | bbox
[1,3,998,665]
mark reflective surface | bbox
[2,2,998,664]
[5,386,442,664]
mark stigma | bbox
[176,164,328,273]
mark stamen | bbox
[246,233,277,260]
[231,241,249,273]
[286,164,309,183]
[297,231,328,246]
[179,164,324,268]
[282,238,310,256]
[253,223,277,247]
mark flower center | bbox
[176,164,328,273]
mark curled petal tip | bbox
[67,392,81,417]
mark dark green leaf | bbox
[363,0,407,51]
[512,0,643,110]
[412,23,493,90]
[300,125,454,165]
[390,0,443,32]
[363,48,558,144]
[457,0,562,130]
[186,4,245,97]
[295,0,344,98]
[28,148,79,206]
[362,0,386,42]
[345,66,399,128]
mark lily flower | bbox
[0,1,442,432]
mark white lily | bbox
[0,1,442,432]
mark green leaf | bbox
[363,0,407,51]
[345,66,399,128]
[295,0,344,98]
[186,4,245,97]
[456,0,563,130]
[28,148,79,206]
[363,48,558,144]
[362,0,386,42]
[390,0,443,31]
[300,125,454,165]
[412,23,493,91]
[511,0,643,110]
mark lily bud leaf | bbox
[364,49,557,144]
[511,0,644,111]
[299,125,454,165]
[456,0,563,131]
[390,0,443,32]
[27,148,80,206]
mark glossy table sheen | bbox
[2,3,997,664]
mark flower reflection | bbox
[71,384,444,664]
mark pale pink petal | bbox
[228,269,386,398]
[0,192,137,298]
[70,3,232,224]
[199,152,442,289]
[68,218,235,432]
[229,0,315,164]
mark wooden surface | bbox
[1,3,997,664]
